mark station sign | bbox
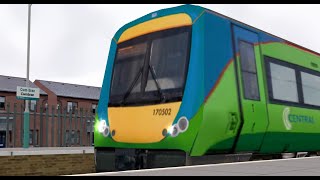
[16,86,40,100]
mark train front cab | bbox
[94,8,204,172]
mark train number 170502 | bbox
[153,108,171,116]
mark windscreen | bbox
[109,26,191,106]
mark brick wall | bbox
[0,147,95,176]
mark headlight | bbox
[168,117,189,138]
[177,116,189,133]
[170,124,180,137]
[98,120,107,133]
[102,126,110,137]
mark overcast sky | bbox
[1,4,320,87]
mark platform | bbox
[73,156,320,176]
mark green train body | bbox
[94,4,320,171]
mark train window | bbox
[239,41,257,73]
[110,43,147,97]
[268,62,299,103]
[109,26,191,106]
[239,41,260,100]
[146,32,189,91]
[301,72,320,106]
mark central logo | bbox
[282,107,292,130]
[282,107,315,131]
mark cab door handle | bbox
[229,113,238,131]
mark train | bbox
[94,4,320,172]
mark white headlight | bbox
[170,124,179,138]
[168,125,174,135]
[98,120,107,133]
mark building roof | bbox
[0,75,47,95]
[36,80,101,100]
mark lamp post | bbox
[24,4,32,148]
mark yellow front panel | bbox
[108,102,181,143]
[118,13,192,43]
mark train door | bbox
[231,24,269,152]
[0,131,6,148]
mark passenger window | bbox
[301,72,320,106]
[269,62,298,103]
[239,40,260,100]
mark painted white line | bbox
[0,147,94,156]
[71,156,320,176]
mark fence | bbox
[0,103,95,148]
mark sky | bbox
[1,4,320,88]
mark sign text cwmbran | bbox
[16,86,40,100]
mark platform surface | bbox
[72,156,320,176]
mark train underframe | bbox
[95,147,320,172]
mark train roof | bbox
[113,4,320,57]
[202,6,320,57]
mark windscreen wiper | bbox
[149,65,166,102]
[121,67,143,106]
